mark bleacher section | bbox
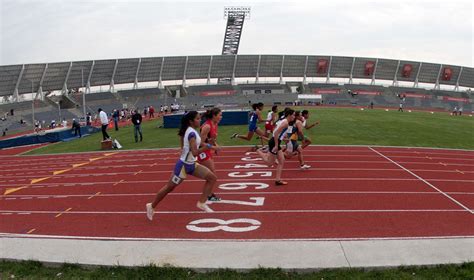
[1,52,473,137]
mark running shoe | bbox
[230,133,238,139]
[300,164,311,170]
[208,193,221,202]
[197,202,214,212]
[275,180,288,186]
[146,203,154,221]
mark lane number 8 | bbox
[186,218,261,233]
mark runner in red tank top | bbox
[199,108,223,201]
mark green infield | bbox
[25,107,474,155]
[1,260,473,279]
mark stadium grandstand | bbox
[0,54,473,135]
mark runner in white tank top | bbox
[146,111,218,221]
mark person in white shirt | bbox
[98,108,110,140]
[146,111,218,221]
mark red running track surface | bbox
[0,146,473,240]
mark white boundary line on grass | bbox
[369,147,474,214]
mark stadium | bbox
[0,2,473,278]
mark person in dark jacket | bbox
[72,118,82,138]
[112,109,119,131]
[132,110,143,142]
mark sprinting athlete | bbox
[256,108,296,186]
[198,108,223,201]
[231,103,269,144]
[146,111,217,221]
[300,110,320,149]
[285,111,311,169]
[264,105,278,136]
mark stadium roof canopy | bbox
[0,55,472,100]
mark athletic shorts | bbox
[172,160,196,183]
[286,140,299,153]
[248,123,258,132]
[265,122,274,133]
[268,137,282,155]
[197,150,213,162]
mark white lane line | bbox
[2,168,473,180]
[1,160,473,173]
[369,147,473,214]
[1,233,473,242]
[4,191,474,199]
[0,209,468,215]
[1,177,472,189]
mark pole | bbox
[31,80,35,127]
[82,68,86,124]
[58,102,61,123]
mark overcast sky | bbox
[0,0,472,67]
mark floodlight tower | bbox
[222,6,250,55]
[219,6,250,83]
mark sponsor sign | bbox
[313,89,341,94]
[200,90,236,97]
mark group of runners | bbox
[146,104,319,221]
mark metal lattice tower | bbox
[219,7,250,84]
[221,7,250,55]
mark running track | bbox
[0,145,473,240]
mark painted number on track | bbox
[210,197,265,207]
[219,182,269,190]
[234,163,268,169]
[186,218,261,233]
[241,157,262,162]
[228,171,272,178]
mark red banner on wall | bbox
[354,90,382,96]
[402,93,432,99]
[200,90,236,97]
[442,96,469,103]
[313,89,341,94]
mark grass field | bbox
[26,107,474,155]
[1,260,473,279]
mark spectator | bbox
[10,109,14,116]
[112,109,119,131]
[62,118,68,127]
[98,108,110,140]
[459,107,463,116]
[72,118,82,138]
[131,109,143,142]
[149,105,155,118]
[86,112,92,126]
[50,120,56,128]
[452,106,458,116]
[369,102,374,109]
